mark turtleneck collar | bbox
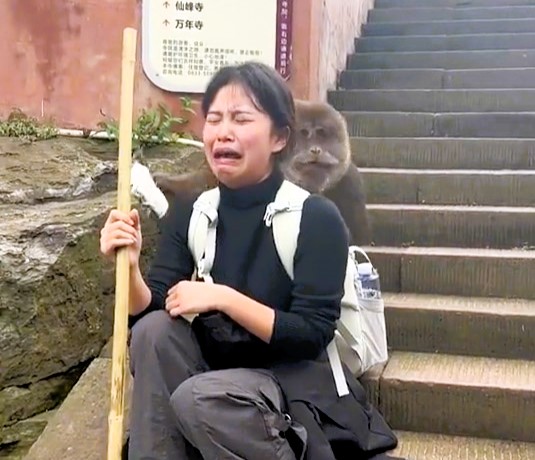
[219,166,284,209]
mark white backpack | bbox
[187,180,388,397]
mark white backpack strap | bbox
[327,337,350,397]
[187,188,220,283]
[264,180,350,397]
[264,180,310,279]
[324,255,363,398]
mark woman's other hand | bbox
[165,280,231,317]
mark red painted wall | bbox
[0,0,321,139]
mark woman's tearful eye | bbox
[234,116,252,124]
[206,114,221,124]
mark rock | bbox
[0,364,84,428]
[0,137,114,204]
[0,192,123,388]
[0,137,206,205]
[0,137,203,432]
[24,358,132,460]
[0,410,56,459]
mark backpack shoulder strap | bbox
[187,187,220,282]
[266,181,355,397]
[264,180,310,280]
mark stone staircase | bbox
[328,0,535,458]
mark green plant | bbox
[98,98,196,151]
[0,109,58,141]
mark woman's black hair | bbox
[201,61,296,157]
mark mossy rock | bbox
[0,136,203,435]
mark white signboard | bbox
[142,0,279,93]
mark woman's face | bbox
[202,83,288,188]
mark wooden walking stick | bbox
[107,27,137,460]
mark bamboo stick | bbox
[107,27,137,460]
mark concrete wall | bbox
[317,0,374,99]
[0,0,372,136]
[0,0,207,135]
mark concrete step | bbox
[392,431,535,460]
[383,293,535,359]
[352,138,535,169]
[329,89,535,112]
[363,18,535,36]
[369,6,535,23]
[347,50,535,70]
[343,112,535,138]
[356,33,535,53]
[339,68,535,90]
[362,168,535,206]
[376,0,535,7]
[368,204,535,249]
[363,246,535,298]
[380,352,535,442]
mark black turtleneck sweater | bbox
[131,168,349,368]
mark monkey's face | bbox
[203,84,288,188]
[281,101,350,193]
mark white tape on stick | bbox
[130,161,169,218]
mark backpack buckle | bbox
[264,202,302,227]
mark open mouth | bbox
[213,149,242,160]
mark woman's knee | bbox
[170,370,296,459]
[170,369,282,425]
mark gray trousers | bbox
[128,310,299,460]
